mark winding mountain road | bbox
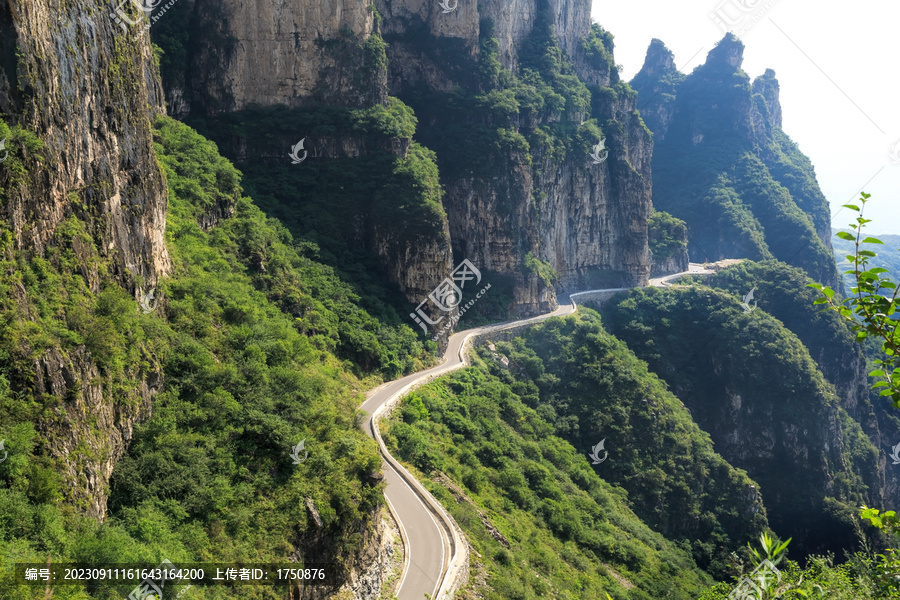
[358,263,712,599]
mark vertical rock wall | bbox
[0,0,172,518]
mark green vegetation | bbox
[384,311,771,592]
[0,116,434,597]
[702,260,869,401]
[833,230,900,295]
[859,506,900,596]
[183,99,449,334]
[404,16,620,181]
[523,251,557,287]
[700,534,884,599]
[648,211,687,261]
[382,329,719,598]
[813,195,900,404]
[602,275,878,558]
[0,118,45,191]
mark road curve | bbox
[358,263,711,600]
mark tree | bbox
[808,193,900,406]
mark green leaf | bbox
[842,204,861,212]
[836,231,856,241]
[862,237,885,244]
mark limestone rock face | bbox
[295,509,402,600]
[752,69,782,128]
[374,0,590,80]
[650,250,689,278]
[0,1,171,287]
[443,91,652,315]
[35,346,161,519]
[479,0,591,71]
[163,0,386,116]
[0,0,172,518]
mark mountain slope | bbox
[0,115,429,597]
[602,273,879,557]
[384,310,770,588]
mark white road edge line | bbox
[381,470,412,594]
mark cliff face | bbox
[0,1,171,518]
[0,2,170,285]
[440,97,651,311]
[153,1,453,315]
[376,0,591,86]
[156,0,651,320]
[380,3,652,306]
[159,0,385,116]
[633,35,838,289]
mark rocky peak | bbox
[630,38,684,142]
[752,68,782,128]
[649,33,839,289]
[706,32,744,70]
[636,38,676,80]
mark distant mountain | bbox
[632,35,839,288]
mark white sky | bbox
[591,0,900,235]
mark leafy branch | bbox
[808,193,900,407]
[859,506,900,595]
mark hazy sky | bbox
[590,0,900,235]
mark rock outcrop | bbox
[0,1,171,286]
[158,0,385,116]
[0,0,172,519]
